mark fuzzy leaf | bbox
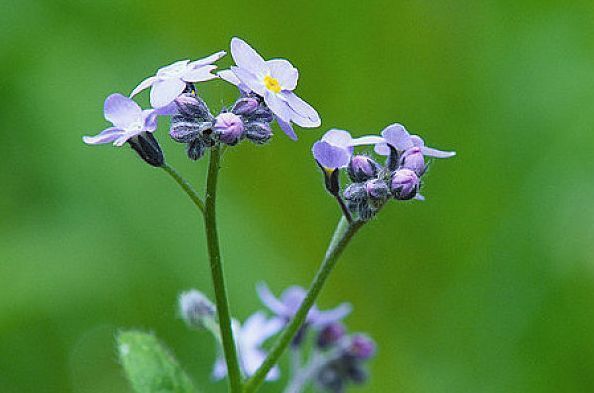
[117,330,197,393]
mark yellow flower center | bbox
[263,75,281,93]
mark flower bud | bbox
[169,114,212,143]
[399,147,425,175]
[343,183,367,202]
[347,155,378,182]
[245,122,273,144]
[213,112,245,145]
[346,334,376,360]
[248,106,274,123]
[390,169,420,200]
[174,94,212,120]
[346,364,368,384]
[317,323,346,349]
[179,289,215,330]
[231,97,259,116]
[127,132,164,167]
[364,179,389,201]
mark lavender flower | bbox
[83,93,160,147]
[218,37,320,140]
[375,123,456,159]
[257,283,351,329]
[312,130,384,170]
[212,312,283,381]
[130,51,226,108]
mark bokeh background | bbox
[2,0,594,392]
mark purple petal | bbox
[267,59,298,90]
[257,283,289,317]
[421,146,456,158]
[130,76,157,98]
[310,303,352,328]
[149,78,186,108]
[231,66,265,96]
[189,50,226,68]
[313,141,351,169]
[321,129,354,148]
[280,286,307,312]
[241,312,283,347]
[182,65,219,83]
[350,135,384,146]
[276,116,298,140]
[280,91,320,128]
[104,94,142,129]
[82,127,124,145]
[212,357,227,380]
[375,123,414,155]
[230,37,269,78]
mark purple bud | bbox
[231,97,259,115]
[343,183,367,202]
[399,147,425,175]
[174,94,212,120]
[245,122,272,145]
[347,155,378,182]
[364,179,389,201]
[390,169,420,200]
[127,132,164,167]
[317,323,346,349]
[347,334,376,360]
[213,112,245,145]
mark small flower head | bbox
[346,334,376,360]
[390,168,420,200]
[219,37,321,140]
[213,112,244,145]
[178,289,215,330]
[312,130,384,171]
[83,94,159,147]
[375,123,456,159]
[212,312,283,382]
[257,283,351,329]
[317,322,346,349]
[130,51,226,108]
[348,155,378,182]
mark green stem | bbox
[204,146,242,392]
[162,163,205,213]
[244,216,365,392]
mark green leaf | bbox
[117,330,198,393]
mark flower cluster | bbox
[313,124,455,221]
[83,37,320,165]
[178,285,375,391]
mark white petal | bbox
[189,50,226,68]
[218,69,241,86]
[149,78,186,108]
[350,135,385,146]
[267,59,298,90]
[103,94,142,129]
[280,91,320,128]
[232,66,266,96]
[264,91,292,122]
[230,37,269,77]
[82,127,124,145]
[321,129,354,148]
[182,65,218,82]
[130,76,157,98]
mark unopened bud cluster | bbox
[314,323,377,393]
[170,91,274,160]
[343,148,423,220]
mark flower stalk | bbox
[204,146,242,392]
[162,163,205,213]
[244,216,365,392]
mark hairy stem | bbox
[162,163,205,213]
[244,216,365,392]
[204,146,242,392]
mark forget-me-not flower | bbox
[218,37,320,140]
[130,51,226,109]
[83,93,160,146]
[212,312,283,382]
[312,129,384,171]
[374,123,456,159]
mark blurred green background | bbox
[2,0,594,392]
